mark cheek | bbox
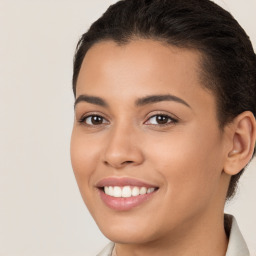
[146,126,224,211]
[70,129,101,195]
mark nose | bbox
[103,123,144,169]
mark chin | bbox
[95,214,160,244]
[102,228,153,245]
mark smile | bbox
[104,186,156,198]
[96,177,159,211]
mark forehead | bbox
[76,39,215,113]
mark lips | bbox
[96,177,159,211]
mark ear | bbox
[223,111,256,175]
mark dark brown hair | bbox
[72,0,256,199]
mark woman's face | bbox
[71,40,229,244]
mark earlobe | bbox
[224,111,256,176]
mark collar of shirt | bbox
[225,214,250,256]
[97,214,250,256]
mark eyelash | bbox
[145,114,178,127]
[78,113,178,127]
[78,114,109,126]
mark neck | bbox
[115,212,228,256]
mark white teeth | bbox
[109,186,114,195]
[103,186,156,198]
[139,187,147,195]
[147,188,154,193]
[132,187,140,196]
[113,186,122,197]
[122,186,132,197]
[104,186,109,195]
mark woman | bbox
[70,0,256,255]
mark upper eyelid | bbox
[144,111,179,121]
[78,111,110,121]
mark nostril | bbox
[103,161,110,166]
[103,160,134,169]
[122,161,134,165]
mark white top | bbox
[97,215,250,256]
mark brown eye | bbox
[145,114,177,125]
[83,115,108,125]
[155,115,169,124]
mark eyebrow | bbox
[74,95,109,108]
[135,94,191,108]
[74,94,191,108]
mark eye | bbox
[145,114,177,126]
[79,115,108,126]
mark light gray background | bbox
[0,0,255,255]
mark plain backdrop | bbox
[0,0,255,255]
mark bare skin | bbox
[70,39,256,256]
